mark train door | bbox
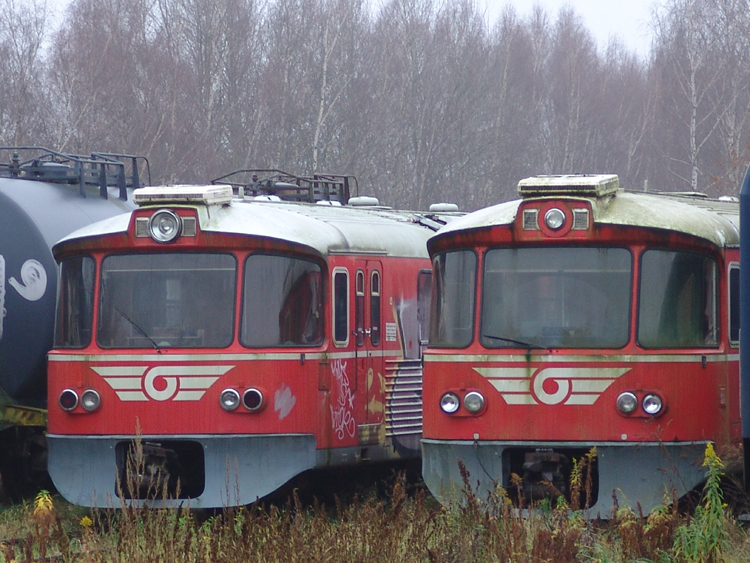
[355,260,385,445]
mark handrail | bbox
[211,168,356,204]
[0,146,150,200]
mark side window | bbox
[241,254,322,347]
[430,250,477,348]
[417,270,432,346]
[638,250,718,348]
[333,268,349,346]
[370,270,381,346]
[54,256,95,348]
[729,263,739,347]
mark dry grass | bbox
[0,445,747,562]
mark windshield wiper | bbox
[115,307,162,353]
[482,334,549,351]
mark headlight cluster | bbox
[439,390,486,415]
[59,388,101,413]
[220,388,265,412]
[616,391,664,416]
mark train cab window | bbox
[729,264,739,346]
[54,256,95,348]
[98,253,236,349]
[371,270,381,346]
[480,247,631,348]
[333,269,349,346]
[638,250,718,348]
[430,250,476,348]
[241,255,323,347]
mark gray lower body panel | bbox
[48,433,317,508]
[422,439,708,517]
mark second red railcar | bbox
[422,174,740,515]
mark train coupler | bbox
[521,450,569,503]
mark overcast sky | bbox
[46,0,658,58]
[484,0,658,57]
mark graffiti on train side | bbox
[330,358,356,440]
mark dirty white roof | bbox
[55,197,439,259]
[434,190,740,248]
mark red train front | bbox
[47,175,439,508]
[422,174,741,515]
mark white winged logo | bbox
[474,366,631,406]
[92,365,234,402]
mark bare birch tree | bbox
[20,0,749,204]
[0,0,52,145]
[653,0,738,191]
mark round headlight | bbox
[544,208,566,230]
[440,392,460,414]
[642,393,663,416]
[463,391,485,414]
[81,389,101,412]
[220,388,241,411]
[243,388,264,412]
[149,210,182,243]
[616,391,637,414]
[59,389,79,412]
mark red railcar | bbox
[422,174,740,515]
[47,173,448,508]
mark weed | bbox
[673,443,731,563]
[0,443,747,562]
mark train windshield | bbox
[97,253,236,349]
[241,254,323,347]
[481,247,631,349]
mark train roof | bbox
[54,187,454,259]
[434,176,740,249]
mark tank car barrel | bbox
[0,145,145,500]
